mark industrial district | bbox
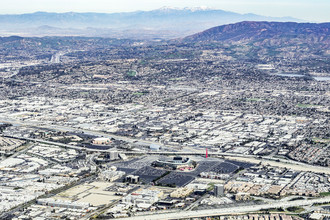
[0,27,329,220]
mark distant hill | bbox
[184,21,330,44]
[0,8,302,39]
[182,21,330,61]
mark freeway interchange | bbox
[2,117,330,175]
[1,117,330,219]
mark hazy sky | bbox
[1,0,329,22]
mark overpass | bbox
[6,134,330,175]
[2,115,330,175]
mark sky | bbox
[0,0,329,22]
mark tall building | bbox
[109,151,119,160]
[214,184,224,197]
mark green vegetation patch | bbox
[169,77,183,81]
[126,70,137,77]
[132,91,149,96]
[312,138,330,143]
[14,186,23,190]
[286,206,305,213]
[234,166,245,174]
[207,183,215,191]
[152,171,171,184]
[319,192,330,197]
[296,104,321,108]
[289,197,305,201]
[314,201,330,206]
[260,207,285,212]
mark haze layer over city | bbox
[0,0,329,220]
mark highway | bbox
[2,119,330,220]
[223,155,330,175]
[0,117,161,146]
[3,133,330,175]
[120,196,330,220]
[2,117,330,175]
[3,140,330,176]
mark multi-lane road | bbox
[2,117,330,175]
[2,118,330,219]
[6,133,330,175]
[120,196,330,220]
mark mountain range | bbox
[0,21,328,63]
[0,7,302,39]
[184,21,330,44]
[182,21,330,61]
